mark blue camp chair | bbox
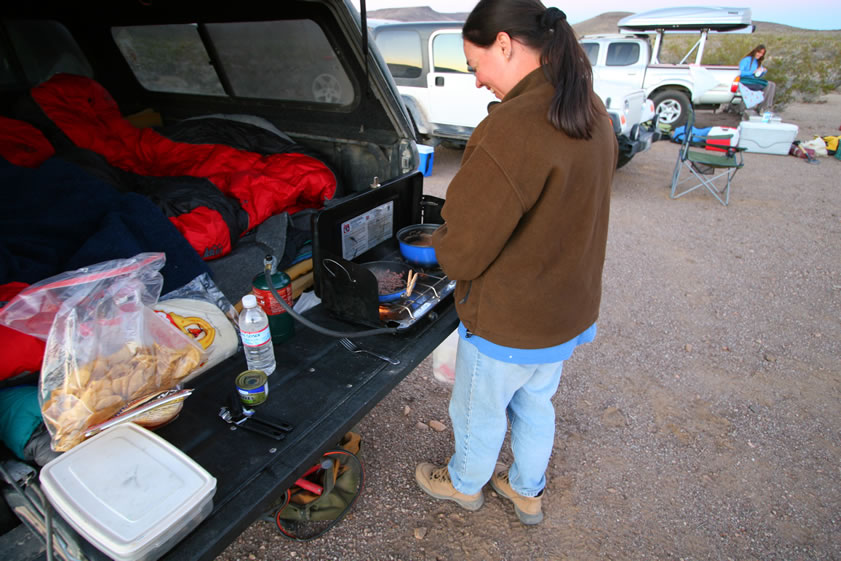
[670,109,745,206]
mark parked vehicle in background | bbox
[594,80,658,168]
[371,19,659,168]
[370,21,491,148]
[580,6,754,127]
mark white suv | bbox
[371,21,492,148]
[371,20,659,167]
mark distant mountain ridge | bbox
[368,7,468,22]
[368,7,823,33]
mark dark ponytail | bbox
[463,0,599,139]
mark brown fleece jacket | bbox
[431,68,617,349]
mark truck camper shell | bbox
[618,6,753,33]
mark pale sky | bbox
[352,0,841,31]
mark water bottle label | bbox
[241,325,271,347]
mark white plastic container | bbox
[432,328,458,385]
[748,114,782,124]
[738,121,799,155]
[39,423,216,561]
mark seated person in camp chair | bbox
[739,44,776,113]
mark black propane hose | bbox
[263,263,400,338]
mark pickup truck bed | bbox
[7,301,457,561]
[1,2,436,558]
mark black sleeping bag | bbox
[0,156,210,294]
[159,117,344,195]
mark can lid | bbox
[242,294,257,308]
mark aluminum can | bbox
[236,370,269,406]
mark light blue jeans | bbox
[447,336,564,497]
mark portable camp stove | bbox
[312,172,454,331]
[375,266,455,329]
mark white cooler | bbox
[40,422,216,561]
[738,120,799,155]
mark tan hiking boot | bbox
[490,463,544,524]
[415,462,484,511]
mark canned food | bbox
[236,370,269,406]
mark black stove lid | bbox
[312,171,424,297]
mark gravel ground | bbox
[218,94,841,561]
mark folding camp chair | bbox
[670,109,745,206]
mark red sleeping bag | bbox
[0,283,45,381]
[0,116,55,168]
[29,74,337,259]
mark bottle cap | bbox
[242,294,257,308]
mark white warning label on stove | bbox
[340,200,394,260]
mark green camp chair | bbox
[670,109,745,206]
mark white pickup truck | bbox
[580,6,754,127]
[371,19,659,168]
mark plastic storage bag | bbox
[0,253,204,451]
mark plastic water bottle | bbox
[239,294,276,375]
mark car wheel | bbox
[652,90,691,128]
[440,140,466,150]
[312,73,342,103]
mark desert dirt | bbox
[218,95,841,561]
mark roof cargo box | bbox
[618,7,753,32]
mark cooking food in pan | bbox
[361,261,412,302]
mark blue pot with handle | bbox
[396,224,439,267]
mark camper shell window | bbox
[113,20,355,104]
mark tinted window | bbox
[113,24,225,95]
[432,32,468,74]
[581,42,599,66]
[207,20,353,104]
[113,20,354,104]
[606,43,640,66]
[375,29,422,79]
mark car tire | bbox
[440,140,466,150]
[652,90,691,128]
[616,152,633,169]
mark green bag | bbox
[739,75,768,90]
[271,433,364,540]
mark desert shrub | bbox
[659,31,841,107]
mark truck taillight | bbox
[731,77,740,93]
